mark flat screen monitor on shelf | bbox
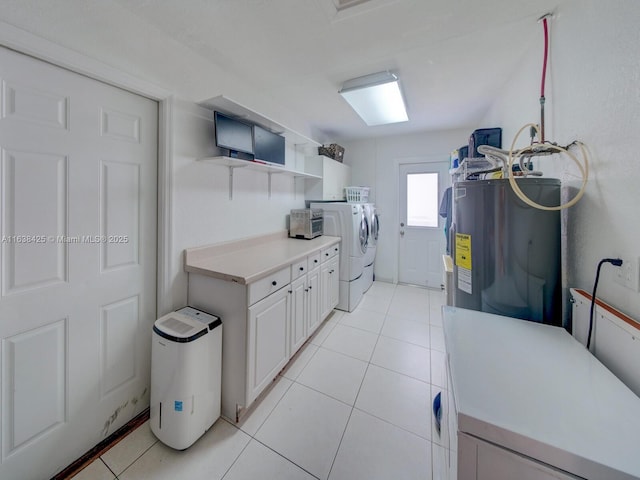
[214,111,254,157]
[253,125,285,166]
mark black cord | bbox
[586,258,623,350]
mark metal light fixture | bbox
[339,71,408,126]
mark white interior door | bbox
[398,162,449,288]
[0,47,157,479]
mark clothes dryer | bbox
[362,204,380,292]
[310,202,368,311]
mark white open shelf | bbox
[196,96,325,199]
[198,156,320,179]
[198,95,320,147]
[198,156,321,199]
[450,157,497,181]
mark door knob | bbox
[400,222,405,227]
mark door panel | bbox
[398,162,449,288]
[100,296,139,397]
[2,319,67,458]
[100,160,140,271]
[2,150,68,294]
[0,46,157,479]
[247,288,290,404]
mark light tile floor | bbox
[73,282,453,480]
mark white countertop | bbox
[443,306,640,479]
[184,231,340,284]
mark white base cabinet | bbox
[443,307,640,480]
[458,433,580,480]
[188,245,339,421]
[321,255,339,320]
[307,266,321,336]
[247,287,291,406]
[289,275,307,354]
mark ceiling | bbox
[0,0,567,141]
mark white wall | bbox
[341,129,469,282]
[480,0,640,323]
[167,99,309,310]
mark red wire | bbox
[541,18,549,98]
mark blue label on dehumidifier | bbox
[174,401,183,412]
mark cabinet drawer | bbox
[248,267,291,306]
[308,251,321,270]
[321,243,340,262]
[291,258,308,280]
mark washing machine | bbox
[362,203,379,292]
[310,202,369,311]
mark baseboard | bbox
[51,408,151,480]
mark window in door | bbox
[406,172,438,227]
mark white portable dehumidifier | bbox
[150,307,222,450]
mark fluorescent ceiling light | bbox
[339,71,408,126]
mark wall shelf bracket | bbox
[198,156,320,201]
[226,164,248,200]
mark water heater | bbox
[451,178,560,324]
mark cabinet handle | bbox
[305,288,309,292]
[334,247,338,252]
[272,281,277,286]
[325,253,329,257]
[314,259,318,264]
[309,286,312,290]
[299,267,304,271]
[288,290,292,294]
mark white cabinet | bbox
[247,287,291,406]
[307,266,321,335]
[248,266,291,306]
[328,256,339,310]
[188,241,341,421]
[290,254,322,350]
[320,253,339,320]
[444,307,640,480]
[458,433,580,480]
[305,155,351,200]
[289,275,307,354]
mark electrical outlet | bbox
[614,256,640,292]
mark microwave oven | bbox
[289,209,323,239]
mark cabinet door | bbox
[320,257,339,319]
[459,433,580,480]
[324,158,352,200]
[307,267,321,335]
[328,256,340,310]
[320,262,332,320]
[247,287,290,405]
[305,156,351,201]
[290,276,307,354]
[323,157,342,200]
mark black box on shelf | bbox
[458,145,469,161]
[469,128,501,158]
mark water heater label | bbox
[458,267,472,294]
[455,234,472,270]
[174,401,183,412]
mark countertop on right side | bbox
[443,306,640,480]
